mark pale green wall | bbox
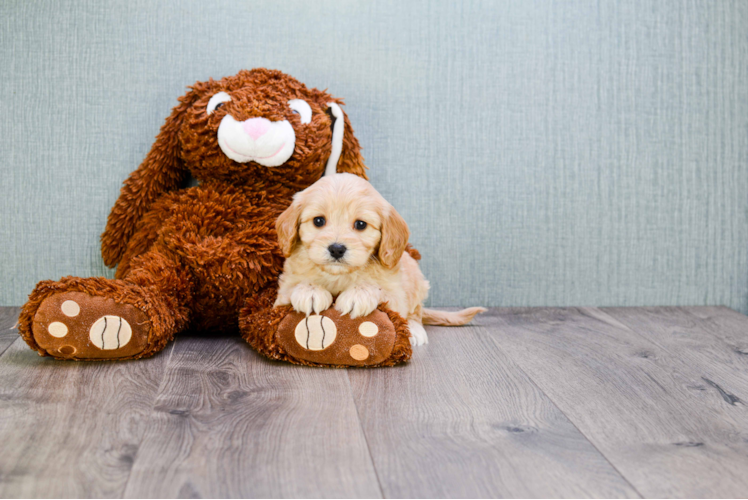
[2,0,748,312]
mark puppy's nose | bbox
[328,243,347,260]
[242,117,270,140]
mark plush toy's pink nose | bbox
[242,117,271,140]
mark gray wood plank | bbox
[0,330,169,497]
[124,335,382,499]
[604,306,748,410]
[348,324,639,498]
[483,307,748,498]
[0,307,21,357]
[605,305,748,351]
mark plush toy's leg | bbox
[239,288,413,367]
[18,251,193,361]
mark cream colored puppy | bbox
[274,173,485,346]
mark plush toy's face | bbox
[178,69,361,187]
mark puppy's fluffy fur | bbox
[274,173,485,345]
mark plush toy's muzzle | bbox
[217,114,296,166]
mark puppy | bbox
[274,173,485,345]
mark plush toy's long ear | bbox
[378,206,410,269]
[325,101,368,179]
[275,196,304,257]
[101,88,200,267]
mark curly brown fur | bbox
[19,68,411,365]
[405,244,421,261]
[238,287,293,362]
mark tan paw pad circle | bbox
[58,345,76,356]
[295,315,337,350]
[349,344,369,361]
[358,321,379,337]
[60,300,80,317]
[48,322,68,338]
[89,316,132,350]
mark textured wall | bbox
[2,0,748,311]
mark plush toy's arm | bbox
[101,90,199,267]
[101,155,186,267]
[112,197,173,278]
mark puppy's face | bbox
[298,184,382,274]
[276,174,409,275]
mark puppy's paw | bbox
[290,284,333,315]
[335,285,381,319]
[407,320,429,346]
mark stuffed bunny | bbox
[18,69,412,367]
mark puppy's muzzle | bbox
[328,243,347,260]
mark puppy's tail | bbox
[421,307,487,326]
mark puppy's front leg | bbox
[284,283,333,316]
[335,283,382,319]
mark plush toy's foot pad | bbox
[277,308,397,367]
[32,291,151,360]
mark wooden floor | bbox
[0,306,747,498]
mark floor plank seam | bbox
[120,338,178,498]
[0,309,21,359]
[478,321,645,499]
[345,370,386,499]
[593,308,682,358]
[0,336,20,359]
[145,338,179,412]
[536,397,644,499]
[611,306,744,360]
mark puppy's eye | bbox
[207,92,231,115]
[313,216,326,227]
[354,220,367,231]
[288,99,312,124]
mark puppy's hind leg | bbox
[407,319,428,346]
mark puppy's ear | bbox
[275,197,304,257]
[378,206,410,269]
[325,101,368,179]
[101,83,207,267]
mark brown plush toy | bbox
[18,69,412,367]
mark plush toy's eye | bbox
[207,92,231,115]
[354,220,367,231]
[313,216,326,227]
[288,99,312,124]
